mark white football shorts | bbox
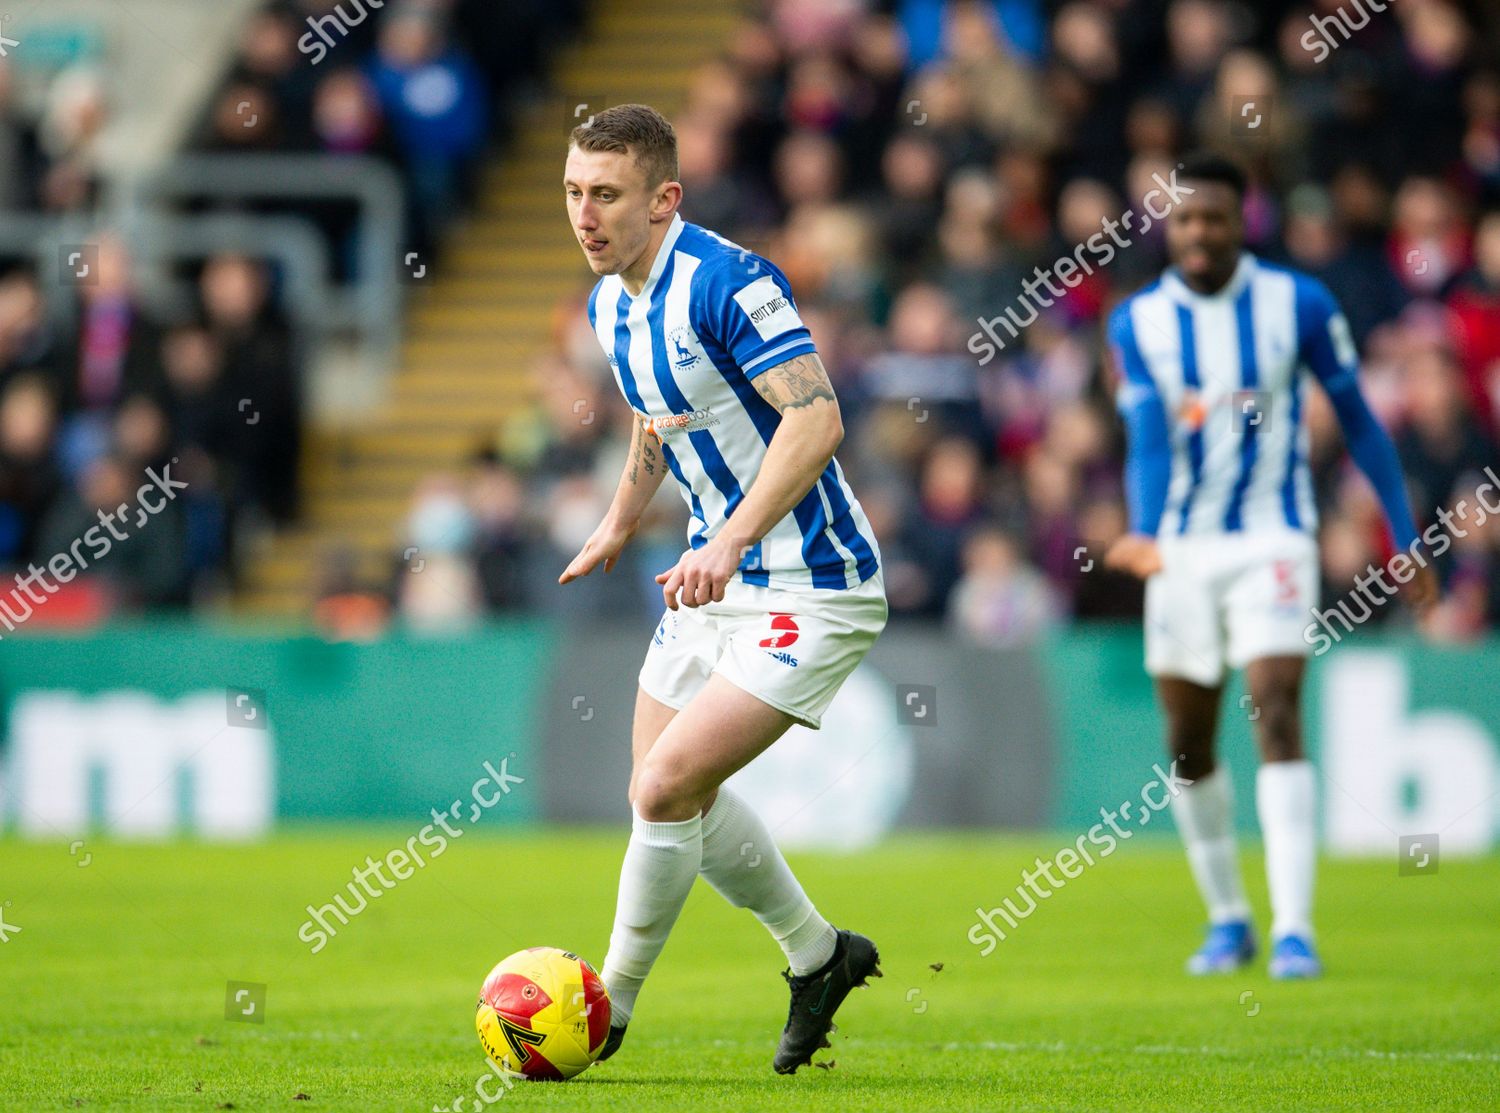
[1144,530,1319,686]
[638,571,888,729]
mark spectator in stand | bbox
[366,8,487,254]
[0,375,62,567]
[468,451,534,613]
[200,253,301,524]
[37,454,189,610]
[1445,210,1500,432]
[897,436,989,618]
[0,60,38,211]
[1282,184,1409,349]
[1387,177,1471,298]
[0,269,63,388]
[396,473,483,633]
[35,67,108,212]
[948,524,1059,646]
[54,236,163,476]
[1394,344,1496,523]
[230,4,319,149]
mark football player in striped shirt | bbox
[1105,153,1437,979]
[558,104,885,1071]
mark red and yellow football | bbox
[475,947,611,1081]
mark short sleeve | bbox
[696,256,817,379]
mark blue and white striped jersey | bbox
[587,214,881,590]
[1109,252,1418,547]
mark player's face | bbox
[564,147,661,277]
[1165,181,1244,290]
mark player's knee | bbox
[1163,725,1215,780]
[1173,749,1216,781]
[1254,698,1302,761]
[631,763,704,823]
[1250,680,1302,761]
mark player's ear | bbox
[650,180,683,223]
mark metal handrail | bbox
[0,209,334,340]
[128,153,408,368]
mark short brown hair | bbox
[569,103,679,187]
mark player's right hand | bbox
[559,517,637,584]
[1104,533,1163,580]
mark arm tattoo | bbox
[752,353,837,413]
[643,433,657,476]
[627,418,642,485]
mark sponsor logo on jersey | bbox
[646,407,719,438]
[764,650,799,667]
[732,274,804,341]
[1177,388,1206,431]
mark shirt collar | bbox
[628,213,685,299]
[1162,251,1256,304]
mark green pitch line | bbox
[1,830,1496,1111]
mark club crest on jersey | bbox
[646,407,719,438]
[668,325,703,370]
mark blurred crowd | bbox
[0,0,572,618]
[7,0,1500,640]
[202,0,581,258]
[394,0,1500,645]
[0,241,302,610]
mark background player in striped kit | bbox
[558,104,886,1072]
[1104,153,1438,979]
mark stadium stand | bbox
[2,0,1499,643]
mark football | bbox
[475,947,612,1081]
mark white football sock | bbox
[1169,766,1252,925]
[599,809,703,1026]
[699,788,837,975]
[1257,759,1317,940]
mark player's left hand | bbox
[655,534,746,610]
[1104,533,1163,579]
[1404,561,1440,613]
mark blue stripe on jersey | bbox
[646,252,766,577]
[1224,283,1261,531]
[818,470,880,582]
[792,492,855,589]
[613,287,709,545]
[1175,303,1205,534]
[611,288,647,412]
[658,440,709,549]
[1281,370,1303,530]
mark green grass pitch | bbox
[2,829,1497,1111]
